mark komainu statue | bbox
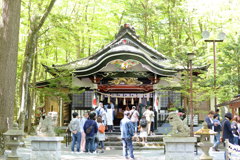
[168,112,190,137]
[36,113,57,137]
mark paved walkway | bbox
[61,148,225,160]
[0,144,225,160]
[62,150,224,160]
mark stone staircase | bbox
[104,126,164,150]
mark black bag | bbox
[86,122,94,134]
[140,119,147,127]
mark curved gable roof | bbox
[43,24,208,77]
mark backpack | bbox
[127,122,135,137]
[97,108,103,117]
[98,124,105,133]
[86,122,94,134]
[140,119,147,128]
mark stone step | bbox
[104,141,164,147]
[105,132,121,135]
[114,126,120,129]
[105,145,164,150]
[106,135,164,142]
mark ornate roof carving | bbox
[43,24,208,78]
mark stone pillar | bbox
[163,137,197,160]
[29,137,63,160]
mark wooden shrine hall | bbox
[36,24,208,126]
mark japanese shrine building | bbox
[37,24,209,126]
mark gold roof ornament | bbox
[109,78,142,85]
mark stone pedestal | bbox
[198,141,213,160]
[163,137,197,160]
[29,137,63,160]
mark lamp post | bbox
[187,52,195,137]
[202,31,226,110]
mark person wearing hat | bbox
[222,112,234,144]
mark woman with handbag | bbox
[96,116,106,153]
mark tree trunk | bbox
[18,30,38,130]
[18,0,57,130]
[0,0,21,155]
[27,46,38,134]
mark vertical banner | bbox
[92,93,97,108]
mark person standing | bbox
[205,111,215,129]
[96,102,107,125]
[149,107,155,135]
[205,111,215,143]
[120,111,135,160]
[96,116,106,153]
[84,112,98,154]
[106,104,114,132]
[143,106,154,135]
[139,116,148,143]
[68,112,81,153]
[110,101,115,121]
[212,114,222,151]
[222,112,234,144]
[222,112,234,160]
[231,115,239,145]
[80,112,88,152]
[237,116,240,145]
[215,109,221,120]
[130,106,139,136]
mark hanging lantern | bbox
[147,93,150,101]
[115,97,118,105]
[108,95,111,103]
[100,94,103,101]
[139,97,142,104]
[123,97,126,105]
[131,97,134,105]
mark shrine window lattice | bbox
[72,91,93,109]
[159,91,182,110]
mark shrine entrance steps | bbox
[105,127,165,151]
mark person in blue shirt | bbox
[205,110,215,130]
[120,111,135,160]
[212,114,222,151]
[83,112,98,153]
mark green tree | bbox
[0,0,21,155]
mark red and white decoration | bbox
[92,94,97,108]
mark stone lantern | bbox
[194,122,216,160]
[3,123,25,160]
